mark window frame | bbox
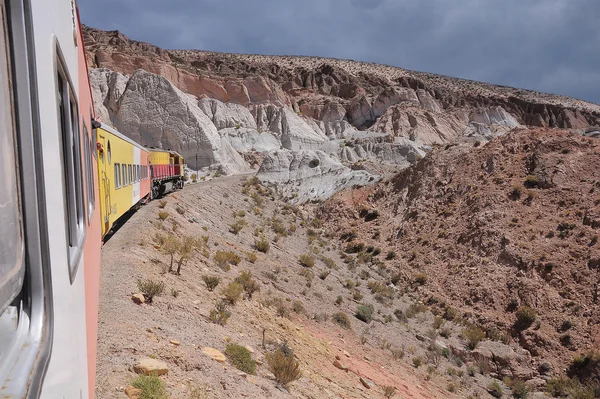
[56,46,85,279]
[114,163,121,189]
[0,0,54,396]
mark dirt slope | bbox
[97,175,468,399]
[320,128,600,374]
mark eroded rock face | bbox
[257,149,379,203]
[90,68,249,174]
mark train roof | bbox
[98,123,148,152]
[146,146,184,159]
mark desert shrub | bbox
[319,270,330,280]
[524,175,540,188]
[298,254,315,268]
[510,185,523,200]
[209,300,231,326]
[440,326,452,338]
[352,290,364,301]
[276,302,290,318]
[567,350,600,385]
[158,200,167,209]
[510,379,529,399]
[515,306,537,331]
[131,374,168,399]
[391,347,405,360]
[321,256,337,269]
[255,236,270,253]
[413,272,428,285]
[345,242,365,253]
[433,316,444,329]
[487,380,503,398]
[412,356,423,368]
[292,300,305,314]
[462,324,486,350]
[170,288,179,298]
[355,303,374,323]
[406,303,428,318]
[331,312,352,330]
[271,218,288,236]
[243,251,258,265]
[394,309,407,323]
[225,343,256,375]
[158,211,169,221]
[383,385,396,398]
[176,205,185,215]
[137,279,165,303]
[265,348,302,388]
[335,295,343,305]
[234,271,260,299]
[386,251,396,260]
[229,219,248,234]
[221,282,243,305]
[214,251,241,270]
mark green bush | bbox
[265,348,302,389]
[225,343,256,375]
[209,300,231,326]
[234,271,260,299]
[462,324,486,350]
[355,303,374,323]
[331,312,352,330]
[487,380,503,398]
[131,374,168,399]
[515,306,537,331]
[202,275,220,292]
[524,175,540,188]
[386,251,396,260]
[214,250,241,270]
[221,282,243,305]
[137,279,165,303]
[298,254,315,268]
[255,236,270,253]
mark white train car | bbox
[0,0,101,397]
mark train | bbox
[0,0,184,397]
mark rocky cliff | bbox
[84,26,600,200]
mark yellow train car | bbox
[96,124,151,237]
[147,147,185,198]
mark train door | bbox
[96,133,111,236]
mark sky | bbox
[79,0,600,104]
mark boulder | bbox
[333,359,349,372]
[359,377,375,389]
[202,347,227,363]
[133,358,169,376]
[131,294,145,304]
[471,340,534,380]
[124,386,141,399]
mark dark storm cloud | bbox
[79,0,600,104]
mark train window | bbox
[57,52,85,278]
[107,140,111,164]
[129,164,132,184]
[83,123,94,224]
[0,0,25,336]
[122,164,127,186]
[114,163,120,189]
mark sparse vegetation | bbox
[383,386,396,398]
[412,356,423,368]
[246,252,258,263]
[298,254,315,268]
[234,271,260,299]
[221,282,243,305]
[229,219,248,234]
[225,343,256,375]
[214,250,241,270]
[131,374,168,399]
[137,279,165,303]
[515,306,537,331]
[487,380,503,398]
[209,300,231,326]
[331,312,352,330]
[158,200,167,209]
[202,275,220,291]
[255,236,270,253]
[158,211,169,221]
[355,303,374,323]
[463,324,486,350]
[265,348,302,389]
